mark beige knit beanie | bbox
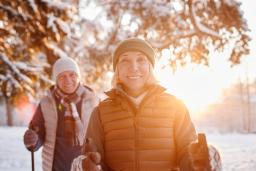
[52,57,80,81]
[112,38,155,70]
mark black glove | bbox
[23,129,38,151]
[189,134,212,171]
[82,138,102,171]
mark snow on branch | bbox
[6,72,22,89]
[15,62,43,72]
[224,0,237,7]
[47,13,58,33]
[173,30,197,39]
[47,13,71,35]
[142,0,171,17]
[27,0,39,13]
[0,74,6,81]
[149,30,196,49]
[56,18,71,36]
[22,82,35,94]
[46,43,69,58]
[41,0,72,10]
[0,54,33,85]
[189,0,221,39]
[40,74,54,85]
[0,4,32,21]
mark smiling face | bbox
[57,70,79,94]
[117,51,151,97]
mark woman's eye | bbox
[119,59,129,64]
[138,57,147,63]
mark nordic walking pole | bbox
[30,125,38,171]
[31,150,35,171]
[198,133,211,171]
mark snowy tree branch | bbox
[0,53,32,85]
[41,0,72,10]
[0,4,32,21]
[45,43,69,58]
[149,30,197,49]
[189,0,221,39]
[27,0,38,13]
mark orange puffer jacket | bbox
[86,84,197,171]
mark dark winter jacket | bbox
[28,85,98,171]
[85,84,197,171]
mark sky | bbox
[155,0,256,113]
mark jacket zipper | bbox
[134,110,139,171]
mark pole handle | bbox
[198,133,211,171]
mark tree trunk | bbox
[238,78,247,132]
[5,97,14,126]
[245,73,251,133]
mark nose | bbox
[63,76,73,84]
[129,61,139,71]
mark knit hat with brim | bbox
[52,57,80,81]
[112,38,155,70]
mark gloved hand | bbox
[71,153,101,171]
[23,129,38,151]
[82,152,101,171]
[189,134,212,171]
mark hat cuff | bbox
[112,38,156,71]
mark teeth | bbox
[128,76,141,79]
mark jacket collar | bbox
[105,84,166,107]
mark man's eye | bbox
[69,73,77,78]
[58,76,64,80]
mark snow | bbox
[46,43,69,58]
[41,0,71,10]
[0,127,42,171]
[0,127,255,171]
[6,73,21,89]
[224,0,237,7]
[0,4,31,21]
[0,54,33,85]
[47,14,58,33]
[27,0,38,13]
[56,18,71,36]
[207,133,256,171]
[0,74,5,81]
[47,13,71,35]
[142,0,171,17]
[15,62,43,72]
[191,1,221,38]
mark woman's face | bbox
[117,51,150,96]
[57,71,79,94]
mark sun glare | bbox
[154,51,248,115]
[156,66,220,113]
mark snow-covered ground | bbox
[207,133,256,171]
[0,127,255,171]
